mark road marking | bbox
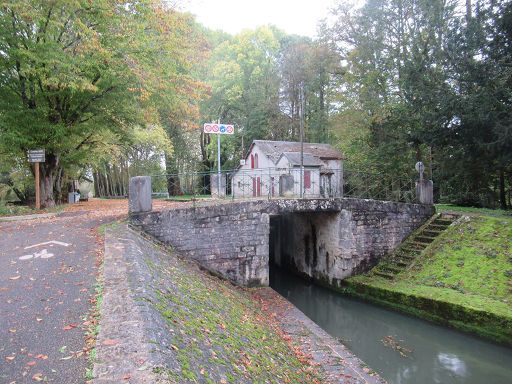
[19,249,55,261]
[25,241,70,250]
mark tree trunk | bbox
[499,168,507,210]
[93,171,100,197]
[165,154,182,196]
[466,0,472,23]
[39,153,60,208]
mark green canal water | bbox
[270,267,512,384]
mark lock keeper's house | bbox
[231,140,344,199]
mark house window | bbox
[304,170,311,189]
[254,153,259,169]
[251,154,254,169]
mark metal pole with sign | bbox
[203,123,235,197]
[27,149,45,209]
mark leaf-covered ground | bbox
[349,209,512,326]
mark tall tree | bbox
[0,0,204,207]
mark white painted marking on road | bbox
[18,249,54,261]
[38,249,54,259]
[24,241,70,250]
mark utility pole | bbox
[299,82,305,199]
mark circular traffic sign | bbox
[212,124,219,132]
[204,124,212,132]
[226,125,234,133]
[220,125,226,133]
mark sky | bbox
[179,0,339,37]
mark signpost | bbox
[27,149,45,210]
[203,123,234,197]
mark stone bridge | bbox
[130,198,434,287]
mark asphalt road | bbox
[0,206,123,384]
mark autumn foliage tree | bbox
[0,0,205,206]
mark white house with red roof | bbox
[232,140,343,198]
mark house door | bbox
[252,177,261,197]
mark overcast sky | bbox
[179,0,339,37]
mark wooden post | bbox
[35,162,40,210]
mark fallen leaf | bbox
[36,318,43,322]
[62,323,78,331]
[61,356,73,360]
[123,374,131,380]
[9,328,16,333]
[35,354,48,360]
[32,373,43,381]
[102,339,118,346]
[9,276,20,280]
[5,356,15,361]
[27,361,37,366]
[170,344,179,351]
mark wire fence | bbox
[149,167,417,203]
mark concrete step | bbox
[432,219,453,226]
[415,236,437,244]
[382,265,404,273]
[422,230,444,237]
[428,224,451,231]
[393,260,409,267]
[409,241,430,248]
[394,253,416,261]
[400,247,422,255]
[374,271,395,280]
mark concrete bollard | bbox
[129,176,152,214]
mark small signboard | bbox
[27,149,45,163]
[203,123,234,135]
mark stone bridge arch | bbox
[131,198,433,287]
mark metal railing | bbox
[149,167,417,203]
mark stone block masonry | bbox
[131,201,272,286]
[131,198,434,287]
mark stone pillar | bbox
[210,174,226,198]
[129,176,152,214]
[416,179,434,205]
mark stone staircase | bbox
[373,213,460,280]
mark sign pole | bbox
[35,162,41,210]
[202,123,234,198]
[27,149,45,209]
[217,119,221,197]
[217,133,221,197]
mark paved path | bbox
[0,204,124,384]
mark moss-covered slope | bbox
[147,251,323,383]
[345,210,512,345]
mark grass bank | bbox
[344,206,512,345]
[0,202,63,217]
